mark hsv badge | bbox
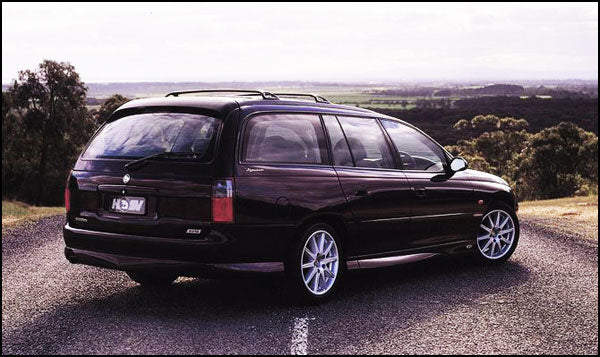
[122,174,131,184]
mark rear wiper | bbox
[124,151,197,171]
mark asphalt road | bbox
[2,215,598,355]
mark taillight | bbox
[65,187,71,213]
[212,179,234,223]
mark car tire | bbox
[286,223,344,303]
[126,271,178,286]
[475,201,520,264]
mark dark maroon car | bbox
[64,89,519,301]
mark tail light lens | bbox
[65,187,71,213]
[212,179,234,223]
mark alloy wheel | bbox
[477,209,516,260]
[301,230,339,296]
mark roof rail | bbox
[273,93,330,103]
[165,89,279,100]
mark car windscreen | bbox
[83,112,219,161]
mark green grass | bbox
[2,200,64,227]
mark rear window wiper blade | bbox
[124,151,197,171]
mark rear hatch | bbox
[67,111,221,239]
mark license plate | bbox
[109,196,146,215]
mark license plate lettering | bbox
[110,196,146,215]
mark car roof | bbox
[113,95,389,121]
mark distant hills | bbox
[68,81,378,98]
[2,80,596,99]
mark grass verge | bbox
[519,195,598,242]
[2,200,64,228]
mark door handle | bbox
[354,188,369,197]
[415,188,427,197]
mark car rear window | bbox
[242,113,327,164]
[83,112,219,161]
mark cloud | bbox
[2,2,598,82]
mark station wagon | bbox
[64,89,519,302]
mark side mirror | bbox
[450,157,468,172]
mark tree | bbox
[519,122,598,199]
[454,114,529,138]
[1,91,31,199]
[474,130,530,174]
[579,136,598,183]
[4,60,95,204]
[449,115,531,193]
[95,94,130,125]
[471,114,501,132]
[453,119,470,131]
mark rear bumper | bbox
[63,224,286,275]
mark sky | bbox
[2,2,598,83]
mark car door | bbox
[323,115,413,256]
[234,113,348,260]
[380,119,475,249]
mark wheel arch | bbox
[293,213,351,256]
[490,190,518,212]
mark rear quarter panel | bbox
[234,164,352,257]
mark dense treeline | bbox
[1,60,598,205]
[371,95,598,146]
[446,115,598,200]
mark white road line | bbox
[291,317,310,355]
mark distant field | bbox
[81,83,598,139]
[98,89,437,110]
[2,201,64,228]
[519,195,598,242]
[362,103,417,110]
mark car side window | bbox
[322,115,353,166]
[242,113,327,164]
[380,119,447,172]
[337,116,395,169]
